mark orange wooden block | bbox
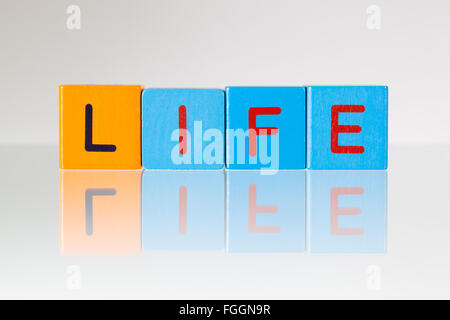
[59,170,141,254]
[59,85,142,169]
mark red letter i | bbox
[179,105,187,155]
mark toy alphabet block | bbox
[307,171,387,253]
[59,85,142,169]
[59,170,141,254]
[307,86,388,169]
[227,171,305,253]
[141,89,225,169]
[142,171,224,251]
[226,87,306,170]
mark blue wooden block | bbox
[307,171,387,253]
[226,87,306,170]
[307,86,388,169]
[142,89,225,169]
[227,171,305,253]
[142,171,224,251]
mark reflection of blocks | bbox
[307,171,387,253]
[142,89,225,169]
[226,87,306,169]
[307,86,388,169]
[59,85,142,169]
[59,170,141,254]
[227,171,306,253]
[142,171,224,250]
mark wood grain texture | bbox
[307,86,388,170]
[59,85,142,169]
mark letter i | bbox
[179,105,187,155]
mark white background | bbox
[1,0,450,300]
[1,0,449,145]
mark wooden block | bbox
[226,87,306,170]
[142,171,224,251]
[59,170,141,254]
[307,171,387,253]
[141,89,225,169]
[307,86,388,169]
[59,85,142,169]
[226,171,305,253]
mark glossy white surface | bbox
[0,144,448,299]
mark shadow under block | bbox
[307,86,388,169]
[142,171,224,251]
[226,171,306,253]
[59,85,142,169]
[59,170,141,254]
[141,89,225,169]
[307,171,387,253]
[226,87,306,170]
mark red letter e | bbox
[331,105,365,154]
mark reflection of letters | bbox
[330,187,364,235]
[179,186,187,235]
[248,184,280,233]
[85,188,116,235]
